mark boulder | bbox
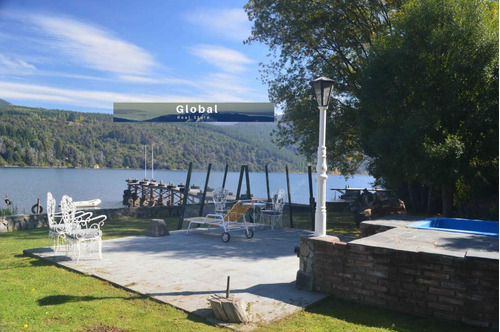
[145,219,169,237]
[353,192,406,226]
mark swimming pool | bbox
[408,217,499,237]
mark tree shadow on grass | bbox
[37,295,218,330]
[305,297,485,332]
[37,294,144,306]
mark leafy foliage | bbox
[245,0,402,175]
[0,105,306,172]
[358,0,499,213]
[246,0,498,216]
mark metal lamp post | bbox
[311,77,335,237]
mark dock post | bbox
[308,165,316,231]
[222,163,229,188]
[244,165,251,198]
[286,165,293,228]
[236,165,245,200]
[245,165,254,222]
[265,164,271,202]
[177,162,193,230]
[199,163,212,216]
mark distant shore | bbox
[0,165,368,176]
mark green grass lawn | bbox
[288,210,360,237]
[0,216,481,331]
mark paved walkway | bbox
[25,228,326,330]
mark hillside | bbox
[0,104,308,172]
[0,99,12,106]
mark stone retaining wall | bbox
[297,236,499,328]
[0,203,213,233]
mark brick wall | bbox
[297,236,499,328]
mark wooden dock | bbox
[122,179,217,207]
[122,179,257,207]
[330,187,391,201]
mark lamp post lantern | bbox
[311,77,335,237]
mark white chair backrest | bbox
[213,187,229,213]
[47,192,57,227]
[271,189,286,213]
[61,195,78,231]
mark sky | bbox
[0,0,271,113]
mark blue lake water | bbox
[0,168,375,213]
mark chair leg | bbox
[55,234,62,254]
[66,240,72,258]
[186,222,192,235]
[98,238,102,260]
[76,241,82,263]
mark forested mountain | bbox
[0,104,308,172]
[0,99,12,106]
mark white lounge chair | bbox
[185,201,254,242]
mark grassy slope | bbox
[0,215,481,332]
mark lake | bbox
[0,168,375,213]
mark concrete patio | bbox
[24,227,326,330]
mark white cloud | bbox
[203,72,250,95]
[0,53,37,72]
[190,45,253,72]
[118,75,165,84]
[184,8,251,41]
[0,81,198,110]
[117,75,199,87]
[26,14,157,76]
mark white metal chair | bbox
[47,192,90,254]
[47,192,66,253]
[261,189,286,229]
[213,187,229,215]
[61,195,106,262]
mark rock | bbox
[300,242,311,257]
[6,219,15,231]
[145,219,169,237]
[0,220,7,233]
[11,215,25,223]
[355,208,372,226]
[372,198,406,218]
[28,220,36,229]
[296,270,314,291]
[20,220,28,230]
[209,295,249,323]
[352,192,406,226]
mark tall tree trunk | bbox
[441,186,453,217]
[426,185,434,214]
[407,183,415,213]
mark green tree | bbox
[358,0,499,216]
[245,0,402,174]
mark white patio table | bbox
[240,200,267,228]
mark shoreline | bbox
[0,165,370,176]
